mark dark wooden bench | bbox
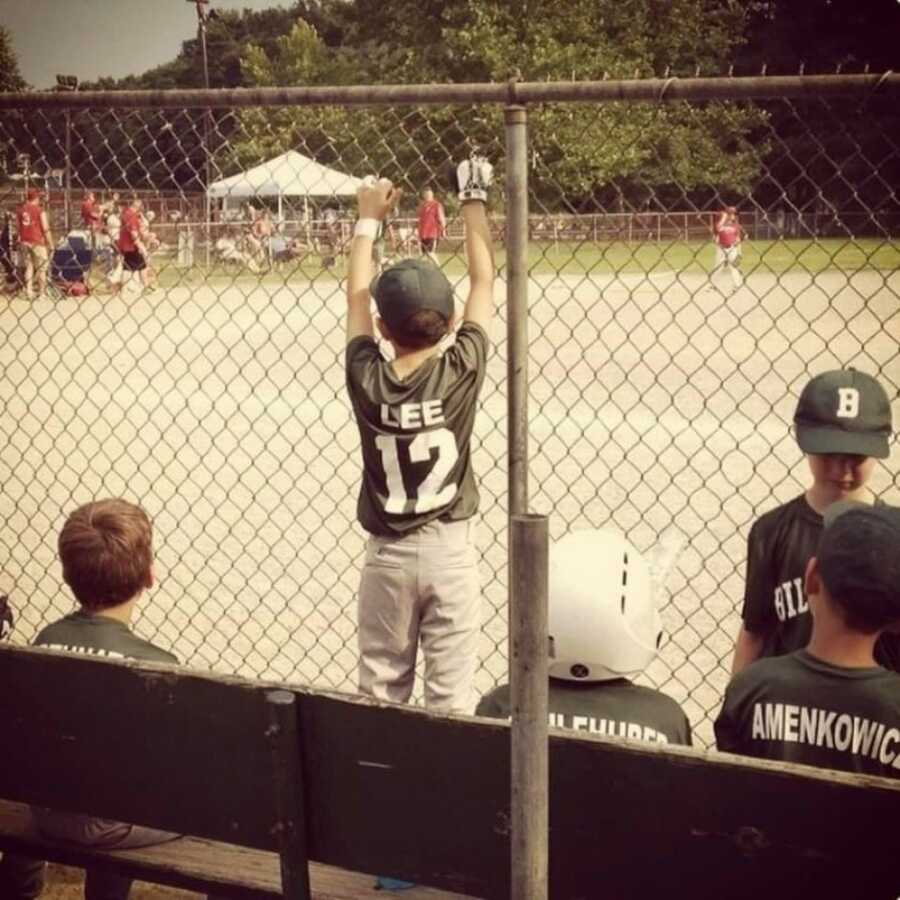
[2,645,899,899]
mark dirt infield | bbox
[1,262,897,746]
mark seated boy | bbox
[715,501,900,778]
[477,529,692,746]
[731,369,897,674]
[31,498,180,900]
[345,157,495,715]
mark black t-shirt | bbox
[715,650,900,778]
[741,495,899,668]
[345,322,488,536]
[476,679,692,746]
[33,610,178,665]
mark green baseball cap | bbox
[794,369,892,459]
[371,258,454,332]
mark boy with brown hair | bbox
[345,157,494,715]
[731,369,897,674]
[31,498,179,900]
[36,498,174,663]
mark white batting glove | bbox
[451,155,493,203]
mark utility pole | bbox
[56,75,78,232]
[187,0,213,266]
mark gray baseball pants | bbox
[357,518,480,714]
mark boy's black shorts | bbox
[122,251,146,272]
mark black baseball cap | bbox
[818,500,900,624]
[371,258,454,332]
[794,369,892,459]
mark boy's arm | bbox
[731,624,765,675]
[731,519,772,674]
[461,201,495,332]
[346,177,401,342]
[451,157,495,333]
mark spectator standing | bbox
[321,202,341,266]
[251,207,274,268]
[115,197,151,294]
[80,191,102,239]
[16,188,52,299]
[416,187,446,260]
[101,195,123,285]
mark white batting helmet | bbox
[548,529,663,682]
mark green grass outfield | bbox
[156,237,899,289]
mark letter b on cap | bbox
[836,387,859,419]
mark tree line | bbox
[1,1,898,223]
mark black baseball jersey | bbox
[741,495,899,669]
[742,495,821,655]
[476,679,692,746]
[715,650,900,778]
[33,610,178,664]
[345,322,488,536]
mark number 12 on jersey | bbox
[375,428,460,514]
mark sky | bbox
[2,0,288,89]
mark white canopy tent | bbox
[206,150,364,221]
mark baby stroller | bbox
[50,230,92,297]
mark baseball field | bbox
[1,237,898,751]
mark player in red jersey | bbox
[16,188,53,299]
[115,197,151,294]
[80,191,102,235]
[416,187,446,260]
[709,205,743,293]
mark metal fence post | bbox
[510,514,549,900]
[64,110,72,232]
[505,104,529,517]
[265,689,312,900]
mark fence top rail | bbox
[1,72,896,111]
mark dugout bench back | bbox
[1,644,899,899]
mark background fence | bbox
[1,75,898,747]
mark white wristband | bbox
[354,218,380,239]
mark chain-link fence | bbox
[1,75,898,747]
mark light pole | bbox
[56,74,78,232]
[187,0,213,266]
[15,153,31,192]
